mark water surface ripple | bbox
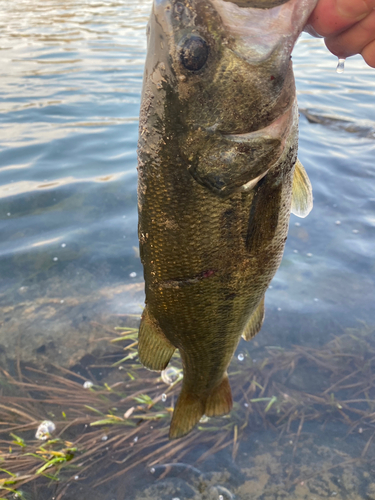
[0,2,374,497]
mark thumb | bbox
[308,0,375,37]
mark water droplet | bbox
[61,243,66,248]
[74,475,79,480]
[101,435,108,441]
[295,222,301,227]
[7,213,11,216]
[219,496,224,500]
[314,298,319,302]
[336,58,345,73]
[244,402,249,408]
[268,285,273,289]
[53,257,58,261]
[161,393,167,402]
[83,381,94,389]
[133,436,138,443]
[161,366,180,385]
[359,427,363,434]
[150,467,155,474]
[35,420,56,440]
[60,300,64,304]
[306,253,313,258]
[293,249,298,253]
[335,221,341,225]
[237,353,244,361]
[199,415,209,423]
[172,498,180,500]
[277,307,282,311]
[129,272,137,278]
[352,229,359,234]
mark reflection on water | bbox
[0,0,374,499]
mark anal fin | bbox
[242,296,265,341]
[169,387,205,440]
[291,159,313,218]
[205,373,233,417]
[138,307,175,371]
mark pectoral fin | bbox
[138,307,175,371]
[242,296,265,341]
[291,159,313,218]
[246,175,282,253]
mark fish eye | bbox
[179,35,209,72]
[174,2,185,15]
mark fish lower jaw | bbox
[223,98,298,147]
[233,99,298,191]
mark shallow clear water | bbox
[0,1,374,499]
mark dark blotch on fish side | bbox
[179,35,209,72]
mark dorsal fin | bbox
[291,159,313,218]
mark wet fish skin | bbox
[137,0,316,438]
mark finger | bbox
[325,9,375,58]
[308,0,375,37]
[362,39,375,68]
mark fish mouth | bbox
[224,99,298,189]
[223,0,290,7]
[223,98,297,151]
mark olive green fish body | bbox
[138,0,316,438]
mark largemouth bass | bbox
[137,0,316,439]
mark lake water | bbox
[0,1,374,499]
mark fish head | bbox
[143,0,318,196]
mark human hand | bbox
[307,0,375,68]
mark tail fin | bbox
[169,387,205,440]
[169,374,233,439]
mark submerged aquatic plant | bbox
[0,321,375,498]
